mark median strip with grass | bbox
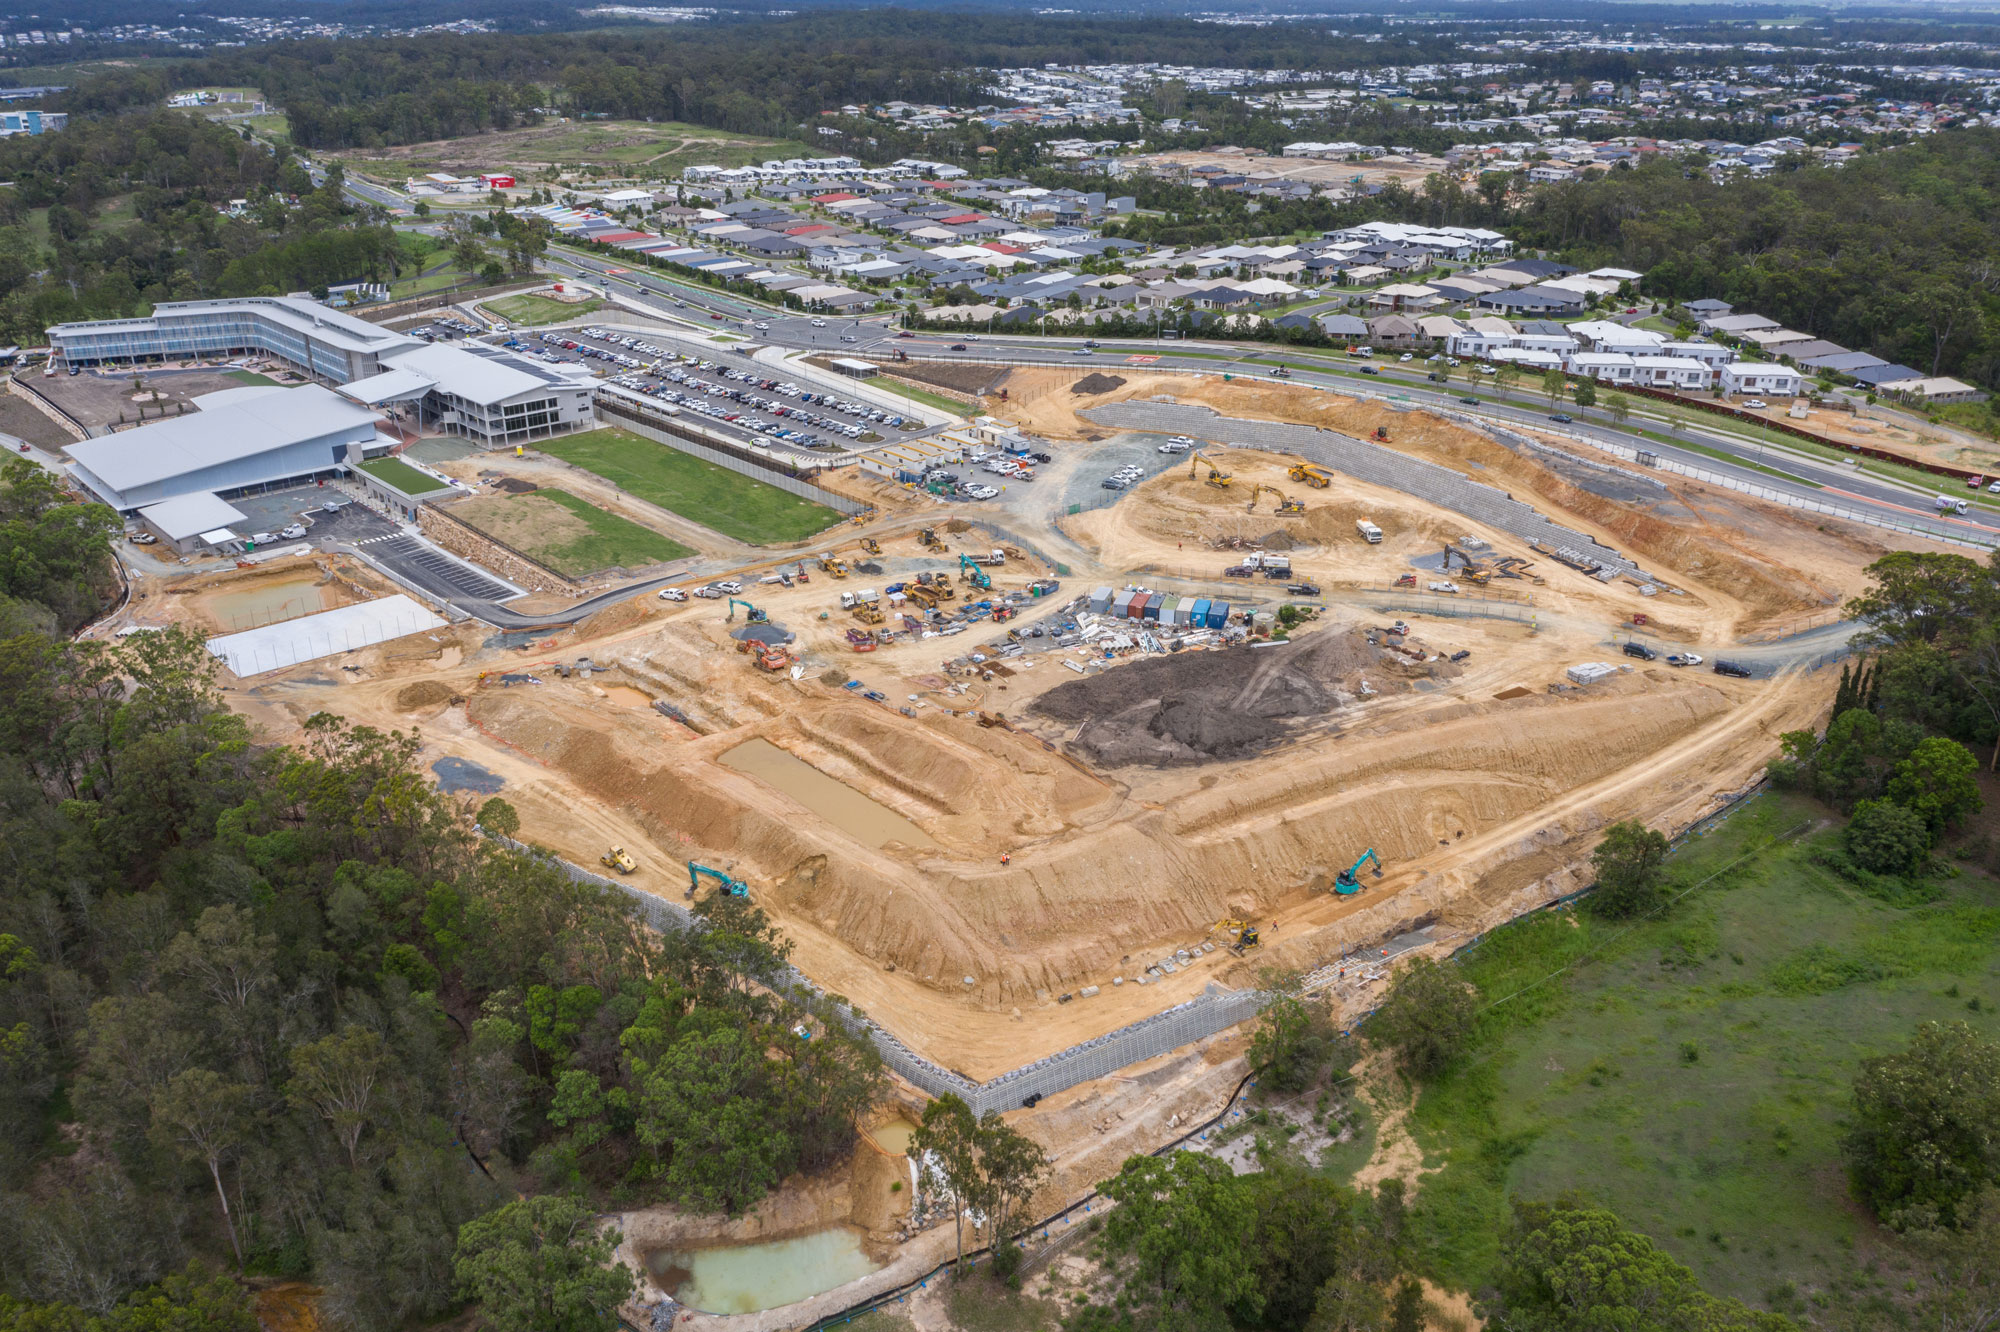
[541,426,841,545]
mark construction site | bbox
[101,347,1951,1323]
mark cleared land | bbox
[484,293,603,326]
[540,427,842,545]
[1407,791,2000,1322]
[359,457,451,496]
[330,119,811,178]
[446,487,693,577]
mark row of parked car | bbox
[1155,435,1195,455]
[1101,462,1150,490]
[1621,642,1754,676]
[656,578,745,602]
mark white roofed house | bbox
[1567,352,1639,385]
[1719,362,1806,399]
[1629,356,1712,390]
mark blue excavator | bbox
[1334,849,1383,896]
[958,554,992,591]
[728,598,768,624]
[687,863,750,900]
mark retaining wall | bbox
[419,504,578,593]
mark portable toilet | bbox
[1112,588,1137,619]
[1157,594,1180,626]
[1189,597,1210,627]
[1089,586,1114,614]
[1206,600,1230,629]
[1129,591,1153,622]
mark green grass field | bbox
[871,377,966,416]
[226,370,279,387]
[1402,793,2000,1317]
[541,427,841,545]
[484,293,603,326]
[359,457,453,496]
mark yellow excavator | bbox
[919,527,947,553]
[1190,451,1232,489]
[1214,918,1262,955]
[859,537,882,556]
[1289,462,1332,489]
[1248,483,1305,515]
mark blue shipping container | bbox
[1206,601,1229,629]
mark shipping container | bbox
[1206,600,1229,629]
[1129,592,1153,621]
[1089,585,1115,614]
[1189,598,1210,626]
[1111,589,1136,618]
[1157,594,1180,626]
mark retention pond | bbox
[645,1227,881,1314]
[719,737,939,850]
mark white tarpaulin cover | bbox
[206,594,445,677]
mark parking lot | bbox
[509,327,931,455]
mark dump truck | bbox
[1356,519,1383,544]
[1289,463,1332,489]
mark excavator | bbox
[1288,462,1332,490]
[1441,544,1493,585]
[751,645,794,673]
[958,553,992,590]
[727,597,768,623]
[1190,451,1232,489]
[1214,918,1262,955]
[919,527,947,553]
[600,846,637,874]
[688,862,750,900]
[859,537,883,556]
[1334,849,1383,896]
[1248,483,1305,515]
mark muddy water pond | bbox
[599,685,654,708]
[719,738,939,850]
[210,577,325,629]
[866,1117,917,1155]
[645,1227,880,1314]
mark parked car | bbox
[1622,642,1658,661]
[658,588,687,602]
[280,524,306,539]
[1742,399,1768,410]
[1665,652,1703,667]
[1712,659,1753,678]
[128,531,157,545]
[715,579,744,594]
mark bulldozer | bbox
[853,602,885,625]
[600,846,637,874]
[919,527,947,553]
[1288,462,1332,490]
[860,537,882,556]
[1214,918,1262,955]
[1248,483,1305,515]
[1190,451,1232,489]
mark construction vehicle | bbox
[727,598,768,623]
[853,602,885,625]
[1442,545,1492,585]
[919,527,947,552]
[1214,918,1262,954]
[687,863,749,900]
[1247,483,1305,515]
[1190,451,1232,488]
[959,554,992,590]
[1394,572,1418,588]
[793,560,811,583]
[920,572,956,601]
[817,553,850,578]
[1373,425,1390,441]
[752,646,794,672]
[1334,849,1383,896]
[860,537,882,555]
[1289,462,1332,489]
[906,583,941,611]
[600,846,637,874]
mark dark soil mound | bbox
[1071,373,1128,396]
[1032,628,1385,766]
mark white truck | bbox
[1936,494,1970,515]
[1356,519,1384,544]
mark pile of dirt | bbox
[395,680,456,710]
[1032,628,1400,766]
[575,597,655,638]
[1070,373,1127,396]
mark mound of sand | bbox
[395,680,456,710]
[1033,628,1403,765]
